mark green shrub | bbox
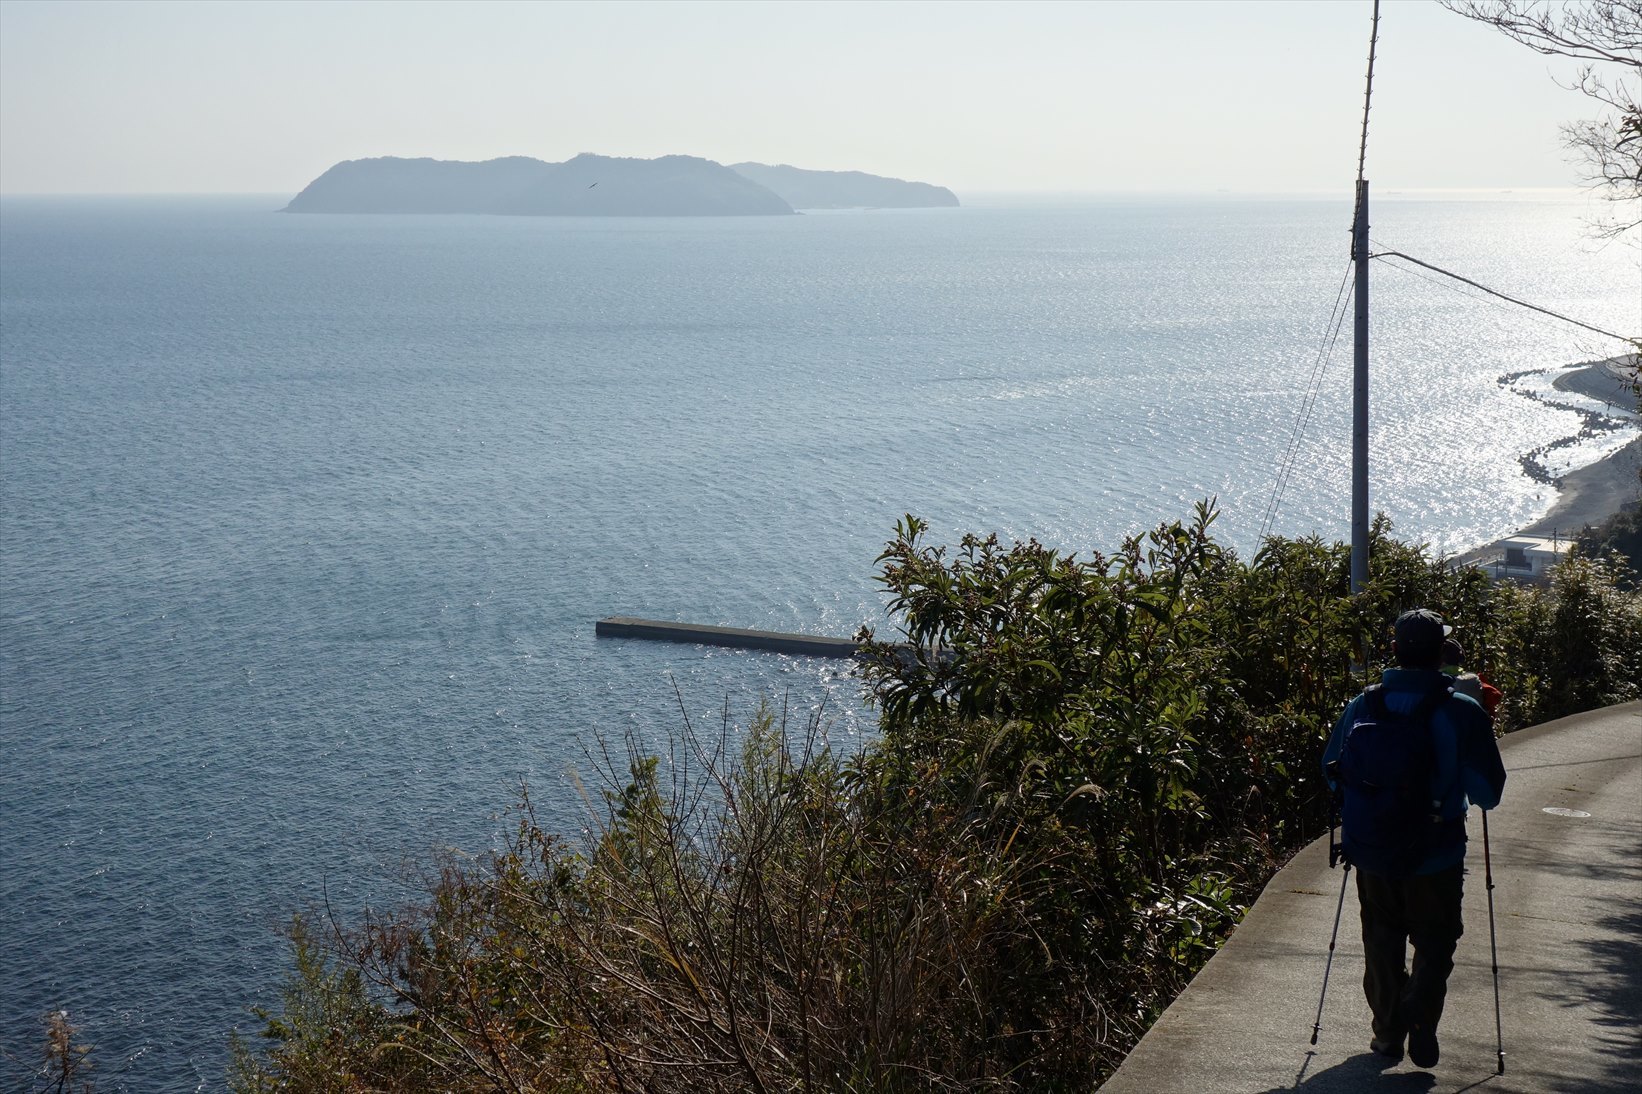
[1576,503,1642,587]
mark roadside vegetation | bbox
[1579,501,1642,584]
[219,503,1640,1092]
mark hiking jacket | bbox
[1322,668,1507,875]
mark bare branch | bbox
[1443,1,1641,236]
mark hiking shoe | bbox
[1408,1025,1439,1069]
[1370,1035,1404,1061]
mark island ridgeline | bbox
[285,154,959,216]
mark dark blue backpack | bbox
[1337,684,1457,876]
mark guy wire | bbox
[1259,263,1355,543]
[1260,277,1352,541]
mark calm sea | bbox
[1,193,1635,1089]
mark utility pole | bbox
[1351,179,1369,594]
[1350,0,1378,596]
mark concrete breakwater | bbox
[1458,355,1639,569]
[596,616,863,658]
[1499,354,1638,486]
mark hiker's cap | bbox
[1394,608,1451,662]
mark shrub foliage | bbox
[233,506,1641,1091]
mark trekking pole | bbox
[1482,809,1505,1074]
[1311,837,1352,1045]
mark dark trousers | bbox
[1355,863,1465,1041]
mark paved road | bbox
[1100,702,1641,1094]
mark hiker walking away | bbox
[1322,609,1506,1069]
[1441,637,1501,722]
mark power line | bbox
[1371,250,1612,352]
[1369,248,1635,344]
[1370,247,1535,321]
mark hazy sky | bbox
[0,0,1611,196]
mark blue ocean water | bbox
[0,193,1635,1089]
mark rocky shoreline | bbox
[1459,354,1640,566]
[1497,354,1637,486]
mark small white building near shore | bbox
[1486,534,1574,582]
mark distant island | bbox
[729,162,958,210]
[283,154,959,216]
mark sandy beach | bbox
[1516,432,1641,536]
[1524,354,1640,533]
[1459,354,1639,565]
